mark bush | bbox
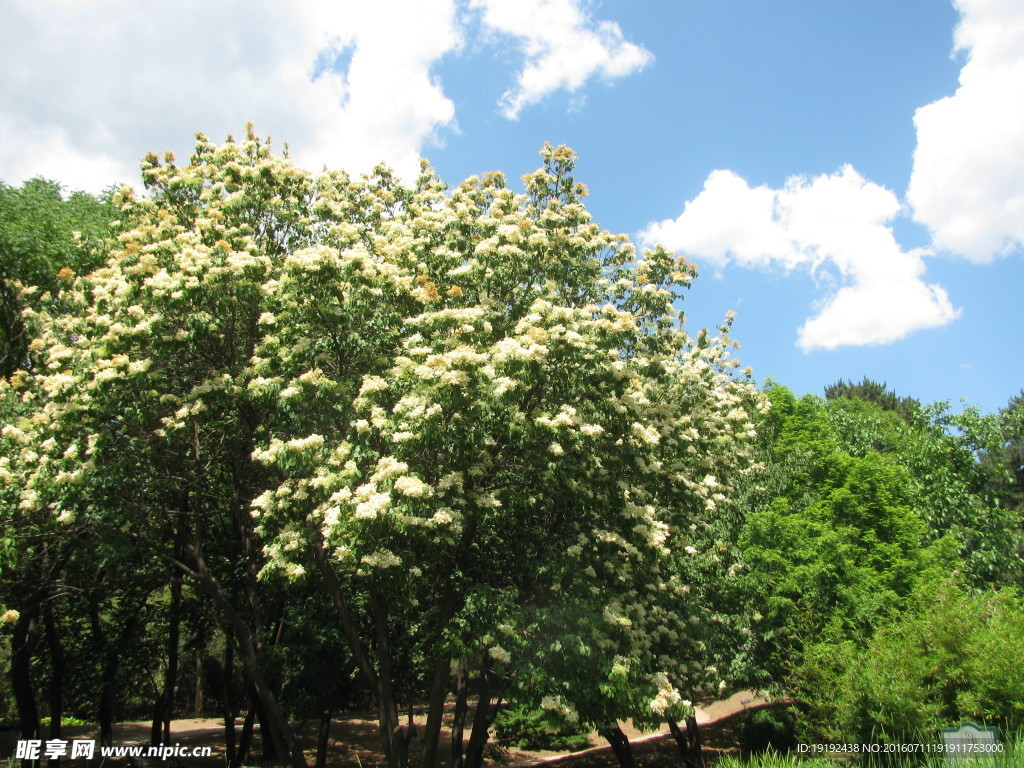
[493,702,592,752]
[738,708,798,754]
[838,582,1024,743]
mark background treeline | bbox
[1,156,1023,768]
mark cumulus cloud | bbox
[0,0,461,190]
[1,0,652,193]
[641,167,960,350]
[469,0,652,119]
[907,0,1024,261]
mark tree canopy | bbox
[2,130,1022,766]
[2,129,760,768]
[0,178,117,379]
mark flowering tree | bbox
[3,128,336,768]
[0,178,116,379]
[5,129,758,768]
[243,144,759,766]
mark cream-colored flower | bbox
[488,645,512,664]
[393,475,431,498]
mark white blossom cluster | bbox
[2,133,760,734]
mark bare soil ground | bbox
[0,691,776,768]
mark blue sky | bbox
[2,0,1022,413]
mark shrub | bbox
[493,702,592,752]
[839,582,1024,743]
[737,707,799,754]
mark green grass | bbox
[714,750,846,767]
[711,736,1022,768]
[39,715,91,727]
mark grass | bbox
[40,715,91,727]
[711,736,1022,768]
[715,751,846,767]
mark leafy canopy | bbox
[3,128,760,747]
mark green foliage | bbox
[0,178,116,378]
[715,740,1024,768]
[731,381,1024,746]
[39,715,90,726]
[739,384,1024,693]
[824,376,920,423]
[493,701,592,751]
[1,130,759,766]
[737,386,961,691]
[737,708,798,755]
[904,402,1023,588]
[837,582,1024,743]
[715,750,844,768]
[981,390,1024,518]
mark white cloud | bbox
[1,0,652,193]
[641,167,960,351]
[0,0,461,191]
[907,0,1024,261]
[469,0,652,119]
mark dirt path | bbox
[0,690,786,767]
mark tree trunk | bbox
[315,702,331,768]
[463,667,498,768]
[10,603,41,744]
[223,640,236,766]
[313,557,401,767]
[194,649,204,717]
[368,588,408,768]
[448,659,470,768]
[185,547,307,768]
[416,652,452,768]
[599,725,637,768]
[150,693,165,747]
[685,715,704,768]
[418,583,460,768]
[43,602,65,768]
[668,717,704,768]
[98,682,114,748]
[160,576,181,744]
[257,697,282,760]
[233,700,258,768]
[89,599,145,749]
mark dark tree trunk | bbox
[311,540,422,768]
[150,696,165,748]
[685,715,704,768]
[599,725,637,768]
[153,576,181,745]
[668,717,705,768]
[257,697,281,759]
[43,603,65,768]
[448,659,470,768]
[98,623,137,750]
[90,600,143,749]
[463,667,499,768]
[223,639,236,766]
[315,702,331,768]
[418,583,460,768]
[194,649,204,716]
[261,608,288,761]
[368,588,408,768]
[98,684,115,748]
[417,651,453,768]
[11,602,41,768]
[233,700,257,768]
[183,546,307,768]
